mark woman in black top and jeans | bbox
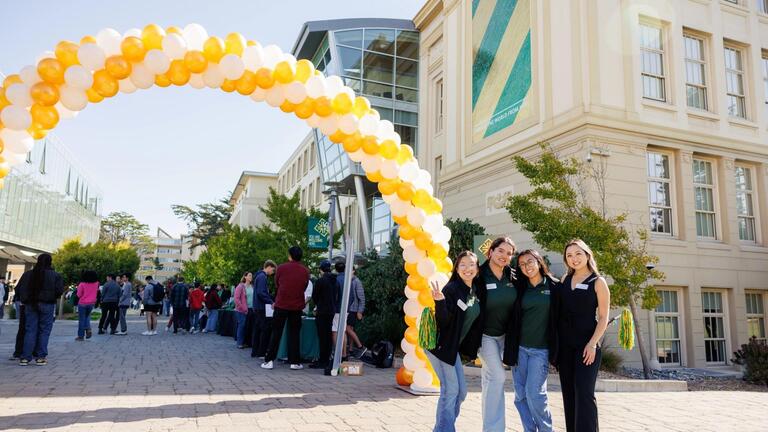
[425,251,482,432]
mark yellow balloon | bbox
[30,104,59,129]
[379,140,399,160]
[414,231,432,251]
[313,96,332,117]
[404,326,418,345]
[142,24,166,50]
[294,59,314,83]
[255,68,275,89]
[3,74,23,88]
[392,214,408,226]
[396,144,415,165]
[415,346,428,361]
[154,73,171,88]
[28,122,48,139]
[30,82,60,106]
[92,70,118,97]
[167,60,190,86]
[328,130,347,144]
[37,58,66,85]
[429,243,448,260]
[399,225,419,241]
[377,178,401,196]
[184,51,208,73]
[220,79,236,93]
[0,160,9,178]
[412,189,432,209]
[224,32,246,56]
[0,87,10,109]
[397,182,415,201]
[80,35,97,44]
[86,88,104,103]
[407,274,427,291]
[331,92,352,115]
[105,55,132,80]
[294,98,315,119]
[361,136,379,155]
[366,170,383,183]
[342,134,362,153]
[352,96,370,118]
[121,37,146,62]
[235,70,257,95]
[437,257,453,274]
[166,26,182,35]
[273,61,294,84]
[55,41,80,67]
[404,262,418,275]
[203,36,226,63]
[279,100,296,113]
[404,315,416,328]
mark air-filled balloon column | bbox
[0,24,450,391]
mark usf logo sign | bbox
[308,217,330,249]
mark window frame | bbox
[745,291,767,343]
[735,163,760,244]
[652,288,686,367]
[646,150,677,237]
[692,156,720,241]
[639,20,668,102]
[434,76,444,134]
[683,33,709,111]
[761,51,767,104]
[723,44,748,120]
[701,289,730,365]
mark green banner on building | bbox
[473,235,496,265]
[308,217,330,249]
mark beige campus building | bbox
[415,0,768,369]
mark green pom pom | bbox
[418,307,437,350]
[618,309,635,351]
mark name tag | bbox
[457,299,468,311]
[486,283,497,290]
[575,284,589,290]
[542,290,550,295]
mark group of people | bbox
[426,237,610,432]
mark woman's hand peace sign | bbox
[430,280,445,301]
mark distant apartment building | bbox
[137,228,193,283]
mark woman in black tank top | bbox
[557,240,610,432]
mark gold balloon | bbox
[396,182,415,201]
[183,51,208,73]
[379,140,399,159]
[121,37,146,62]
[105,56,132,80]
[203,36,225,63]
[0,160,9,178]
[404,326,418,345]
[437,257,453,273]
[37,58,66,85]
[342,134,362,153]
[294,59,314,83]
[361,136,379,155]
[399,225,418,241]
[166,26,182,35]
[396,144,414,165]
[3,74,22,88]
[404,315,416,327]
[141,24,166,50]
[412,189,432,209]
[80,35,97,44]
[407,274,427,291]
[294,98,315,119]
[273,61,294,84]
[404,262,418,275]
[331,92,352,114]
[30,82,60,106]
[279,100,296,113]
[0,87,12,108]
[55,41,80,67]
[31,104,59,129]
[392,214,408,226]
[429,244,448,260]
[220,79,236,92]
[328,130,347,143]
[235,70,257,95]
[92,70,118,97]
[167,60,190,86]
[255,68,275,89]
[377,178,401,195]
[414,231,432,251]
[224,32,246,56]
[28,122,48,139]
[352,96,370,118]
[313,96,332,117]
[366,170,383,183]
[154,74,171,87]
[86,88,104,103]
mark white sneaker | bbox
[115,331,127,336]
[191,329,198,334]
[290,364,303,370]
[261,361,274,370]
[141,331,150,336]
[201,329,207,333]
[151,330,157,335]
[165,327,170,332]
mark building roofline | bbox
[291,18,416,59]
[229,170,278,205]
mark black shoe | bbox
[98,329,105,335]
[308,361,328,369]
[85,329,92,339]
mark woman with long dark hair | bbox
[75,270,99,341]
[14,254,64,365]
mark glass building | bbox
[292,19,419,251]
[0,133,102,272]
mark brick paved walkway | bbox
[0,312,765,431]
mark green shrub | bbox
[599,347,624,374]
[732,336,768,386]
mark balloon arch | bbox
[0,24,451,391]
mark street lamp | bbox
[322,181,345,262]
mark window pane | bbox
[364,29,395,54]
[342,76,361,93]
[640,25,662,50]
[396,31,419,59]
[338,46,362,77]
[647,152,669,178]
[373,106,394,122]
[335,30,363,49]
[642,51,664,75]
[395,124,417,149]
[396,58,418,88]
[684,36,703,61]
[687,85,707,109]
[642,75,665,100]
[363,80,393,99]
[648,181,671,206]
[395,86,418,102]
[395,110,418,126]
[363,51,394,83]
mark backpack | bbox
[371,340,394,369]
[152,283,165,303]
[70,289,79,306]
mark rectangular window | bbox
[315,179,321,204]
[702,291,727,364]
[759,0,768,13]
[693,158,717,239]
[724,46,747,119]
[310,145,316,168]
[684,35,708,110]
[735,166,757,242]
[762,54,768,103]
[435,78,444,134]
[647,151,674,235]
[640,23,666,101]
[655,290,682,365]
[746,293,766,343]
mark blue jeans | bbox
[22,303,55,360]
[78,304,94,338]
[190,309,201,330]
[426,351,467,432]
[235,311,247,345]
[478,334,507,432]
[513,346,553,432]
[163,299,170,316]
[205,309,218,332]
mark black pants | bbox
[558,345,601,432]
[13,303,26,357]
[315,312,334,365]
[101,302,119,333]
[251,309,273,357]
[173,306,189,332]
[265,308,302,364]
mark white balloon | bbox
[123,28,142,38]
[305,75,327,98]
[2,150,26,166]
[400,162,420,183]
[403,244,425,264]
[399,237,415,249]
[219,54,245,80]
[284,81,307,104]
[202,63,224,88]
[413,368,433,388]
[265,84,285,107]
[378,120,395,136]
[348,149,365,163]
[404,287,419,300]
[0,106,31,130]
[338,113,359,135]
[325,75,344,97]
[182,24,208,51]
[402,301,423,322]
[188,74,205,89]
[64,65,93,90]
[162,33,188,59]
[130,63,154,89]
[305,114,321,128]
[59,86,88,111]
[424,183,435,196]
[381,192,397,204]
[429,272,450,290]
[281,53,297,66]
[96,28,122,56]
[262,44,283,69]
[406,207,426,228]
[77,43,106,71]
[19,65,41,85]
[434,226,452,244]
[144,50,171,74]
[390,199,410,218]
[250,87,267,102]
[380,159,400,180]
[318,114,338,135]
[359,114,379,136]
[401,338,416,354]
[0,129,34,153]
[55,102,78,119]
[242,44,265,70]
[5,84,32,107]
[417,257,437,279]
[118,79,137,94]
[403,352,425,371]
[360,154,382,173]
[422,215,444,235]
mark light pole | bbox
[322,181,344,261]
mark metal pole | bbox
[327,189,337,261]
[331,237,355,376]
[353,176,372,250]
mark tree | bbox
[445,218,487,260]
[99,211,152,252]
[506,144,665,379]
[53,239,141,286]
[172,196,233,248]
[152,257,164,271]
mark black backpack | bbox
[371,341,394,369]
[152,283,165,303]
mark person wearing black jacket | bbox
[504,249,559,432]
[425,251,481,432]
[14,253,64,366]
[309,260,336,369]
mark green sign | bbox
[308,217,330,249]
[473,235,495,265]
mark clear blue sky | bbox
[0,0,423,237]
